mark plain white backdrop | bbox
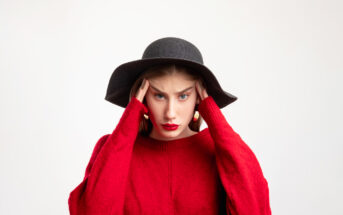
[1,0,342,214]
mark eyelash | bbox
[154,93,189,100]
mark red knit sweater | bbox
[68,96,271,215]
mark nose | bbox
[164,100,176,121]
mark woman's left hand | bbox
[195,81,209,101]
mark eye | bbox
[179,93,189,100]
[154,93,164,100]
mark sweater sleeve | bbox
[198,96,271,215]
[68,97,148,215]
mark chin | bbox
[157,128,183,140]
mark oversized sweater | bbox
[68,96,272,215]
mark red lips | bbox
[162,124,179,131]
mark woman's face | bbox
[145,71,199,141]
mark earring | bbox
[193,111,199,122]
[143,114,149,120]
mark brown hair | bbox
[129,64,205,136]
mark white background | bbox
[1,0,342,214]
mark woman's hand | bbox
[135,78,150,103]
[195,81,208,101]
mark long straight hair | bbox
[129,64,205,136]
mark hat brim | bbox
[105,58,237,108]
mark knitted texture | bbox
[68,96,271,215]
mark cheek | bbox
[146,106,160,128]
[146,97,160,119]
[185,105,196,118]
[181,101,197,118]
[186,95,197,110]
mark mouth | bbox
[162,124,179,131]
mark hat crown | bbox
[142,37,204,64]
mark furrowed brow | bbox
[177,86,194,94]
[150,85,194,94]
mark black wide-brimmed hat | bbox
[105,37,237,108]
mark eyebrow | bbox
[150,85,194,94]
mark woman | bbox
[68,37,271,215]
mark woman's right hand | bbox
[135,78,149,103]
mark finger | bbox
[195,82,201,99]
[196,81,208,100]
[142,79,149,94]
[198,81,204,100]
[136,79,149,102]
[202,86,209,99]
[199,81,209,99]
[140,78,146,89]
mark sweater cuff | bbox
[198,96,226,129]
[108,96,149,143]
[130,96,148,115]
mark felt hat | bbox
[105,37,237,108]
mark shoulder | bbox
[98,134,110,143]
[198,127,212,140]
[195,128,215,150]
[92,134,110,155]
